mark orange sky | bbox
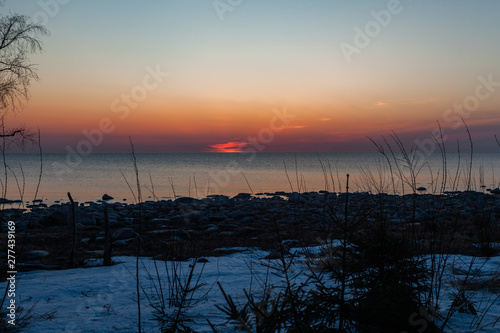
[5,1,500,153]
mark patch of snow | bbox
[2,250,500,332]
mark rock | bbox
[173,229,190,240]
[282,239,300,247]
[175,197,199,205]
[23,250,49,260]
[41,208,68,226]
[168,215,187,224]
[288,193,305,203]
[210,214,226,222]
[168,236,186,242]
[16,263,60,270]
[151,218,170,224]
[417,187,427,192]
[234,193,251,200]
[86,250,105,257]
[40,206,96,227]
[204,224,219,233]
[9,220,29,232]
[236,226,257,237]
[102,194,114,201]
[156,229,192,241]
[188,230,202,237]
[207,226,219,233]
[264,249,284,260]
[112,227,136,240]
[276,217,294,224]
[0,198,21,204]
[109,219,126,228]
[153,254,167,261]
[112,239,132,247]
[79,213,96,226]
[214,247,249,255]
[185,211,205,223]
[238,216,255,224]
[228,210,246,219]
[83,225,99,231]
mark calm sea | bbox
[0,152,499,205]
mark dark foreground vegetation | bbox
[2,186,500,332]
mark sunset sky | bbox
[5,0,500,153]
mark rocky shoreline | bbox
[1,189,500,279]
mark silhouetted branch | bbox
[0,12,48,112]
[0,129,23,137]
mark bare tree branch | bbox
[0,129,23,137]
[0,12,48,112]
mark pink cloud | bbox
[205,141,249,153]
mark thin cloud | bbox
[374,101,388,107]
[373,97,441,107]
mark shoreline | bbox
[1,189,500,279]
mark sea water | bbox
[0,152,498,205]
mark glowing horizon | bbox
[4,0,500,153]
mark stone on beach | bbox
[102,194,114,201]
[23,250,50,260]
[112,227,136,240]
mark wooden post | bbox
[68,192,77,268]
[103,204,112,266]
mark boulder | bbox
[210,214,226,222]
[112,227,136,240]
[41,208,68,226]
[203,224,219,233]
[233,193,251,200]
[228,210,246,219]
[172,229,190,240]
[175,197,199,205]
[23,250,49,260]
[79,212,96,226]
[112,239,133,248]
[185,211,205,224]
[214,247,249,255]
[238,216,255,224]
[102,194,114,201]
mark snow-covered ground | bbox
[2,247,500,332]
